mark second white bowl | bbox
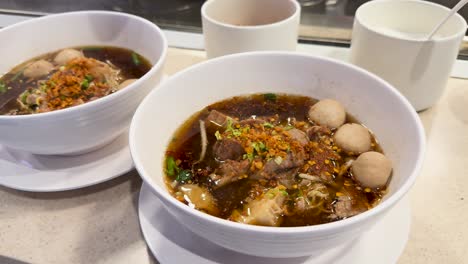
[0,11,167,155]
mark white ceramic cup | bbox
[201,0,301,58]
[350,0,467,111]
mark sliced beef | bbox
[205,110,230,132]
[238,118,265,127]
[276,167,301,189]
[253,150,306,180]
[213,139,245,161]
[306,126,332,141]
[331,186,368,219]
[287,128,309,146]
[210,159,250,188]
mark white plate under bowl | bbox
[0,130,133,192]
[139,183,411,264]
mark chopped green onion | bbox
[264,93,277,101]
[226,117,234,132]
[243,153,254,162]
[81,78,90,89]
[85,74,94,81]
[176,170,192,182]
[252,142,260,153]
[132,52,141,66]
[258,142,266,151]
[20,92,29,104]
[40,84,48,92]
[225,117,242,137]
[280,190,289,196]
[0,81,6,94]
[263,122,274,128]
[252,141,267,153]
[215,130,222,140]
[166,156,178,176]
[232,129,242,137]
[284,125,294,130]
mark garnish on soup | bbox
[0,46,152,115]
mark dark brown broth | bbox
[165,94,387,227]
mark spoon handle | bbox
[427,0,468,40]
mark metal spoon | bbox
[427,0,468,40]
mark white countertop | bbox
[1,47,467,264]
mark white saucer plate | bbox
[139,183,411,264]
[0,130,133,192]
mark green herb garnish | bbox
[215,130,222,140]
[243,153,254,162]
[0,81,6,94]
[176,170,192,182]
[252,141,267,153]
[81,77,90,89]
[226,117,234,132]
[132,52,141,66]
[40,84,48,92]
[232,129,242,137]
[225,117,242,137]
[263,122,274,128]
[166,156,178,176]
[264,93,277,101]
[20,91,29,104]
[85,74,94,82]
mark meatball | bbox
[117,79,137,90]
[54,49,84,66]
[23,60,54,78]
[352,151,392,188]
[334,123,371,154]
[308,99,346,129]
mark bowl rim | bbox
[355,0,467,43]
[130,51,426,234]
[201,0,301,30]
[0,10,167,120]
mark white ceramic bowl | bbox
[130,52,425,258]
[0,11,167,155]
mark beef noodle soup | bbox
[0,46,152,115]
[164,94,393,227]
